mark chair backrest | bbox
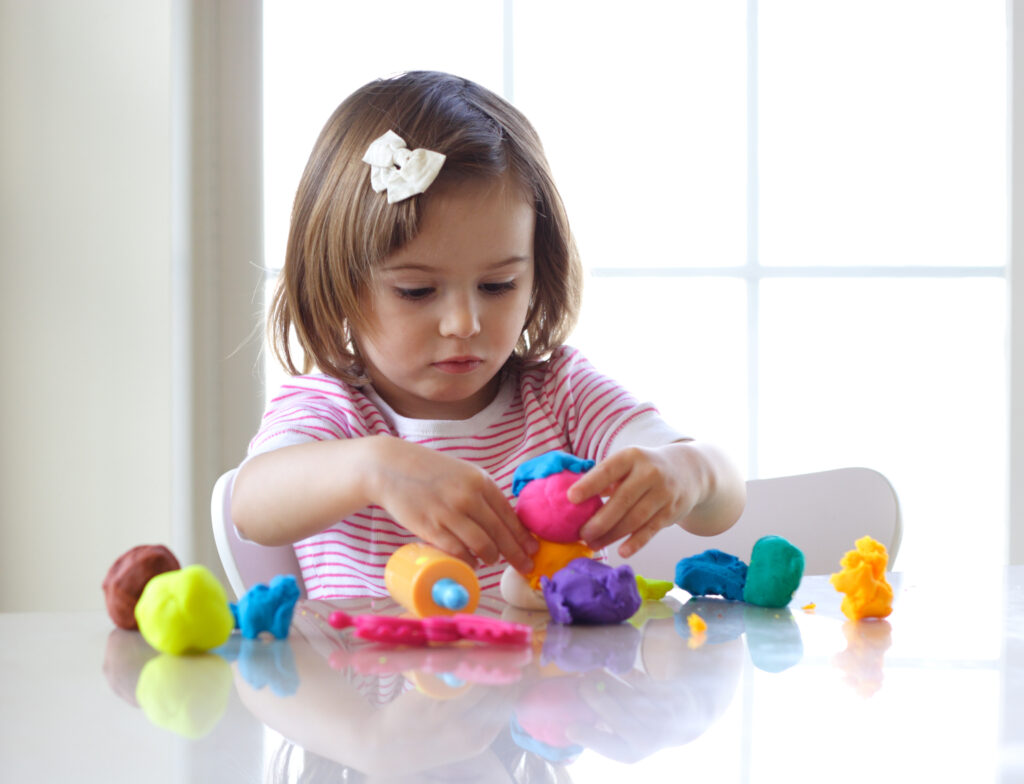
[211,468,307,600]
[605,467,901,579]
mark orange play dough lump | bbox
[524,539,595,590]
[830,536,893,620]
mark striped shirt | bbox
[247,345,685,599]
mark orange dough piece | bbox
[829,536,893,620]
[687,612,707,633]
[523,539,595,590]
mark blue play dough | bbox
[674,549,748,601]
[512,450,595,496]
[231,574,300,640]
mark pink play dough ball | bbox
[515,470,603,543]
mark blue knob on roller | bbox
[431,578,470,611]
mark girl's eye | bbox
[480,281,516,296]
[395,287,434,301]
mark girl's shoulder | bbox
[263,374,387,429]
[265,373,370,407]
[252,375,391,454]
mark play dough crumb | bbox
[802,602,816,612]
[830,536,893,621]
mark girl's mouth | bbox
[433,357,483,374]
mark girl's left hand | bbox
[567,444,706,558]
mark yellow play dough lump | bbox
[830,536,893,621]
[134,565,235,655]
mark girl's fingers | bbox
[481,488,536,572]
[455,514,502,565]
[489,488,540,555]
[429,528,480,567]
[579,478,648,545]
[585,493,669,551]
[568,457,627,504]
[617,519,666,558]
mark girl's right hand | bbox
[371,438,538,573]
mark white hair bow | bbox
[362,130,446,203]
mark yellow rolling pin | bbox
[384,542,481,617]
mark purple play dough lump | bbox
[542,558,642,625]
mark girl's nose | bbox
[439,293,481,339]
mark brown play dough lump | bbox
[102,544,180,629]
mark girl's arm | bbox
[231,436,537,573]
[567,440,746,559]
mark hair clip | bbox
[362,130,446,203]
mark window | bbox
[263,0,1008,572]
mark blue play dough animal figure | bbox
[230,574,300,640]
[674,549,748,601]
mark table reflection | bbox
[103,589,822,781]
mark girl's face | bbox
[355,174,536,420]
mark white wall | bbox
[0,0,174,611]
[0,0,263,611]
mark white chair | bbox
[605,467,901,579]
[211,468,307,600]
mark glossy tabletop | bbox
[3,567,1023,783]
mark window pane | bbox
[263,0,505,272]
[758,278,1007,571]
[514,1,748,270]
[572,276,749,468]
[759,0,1006,267]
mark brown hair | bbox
[269,71,582,384]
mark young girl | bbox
[232,71,746,600]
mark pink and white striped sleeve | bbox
[541,347,687,461]
[248,376,388,457]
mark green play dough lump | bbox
[134,564,234,655]
[742,535,805,608]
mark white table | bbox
[2,567,1021,783]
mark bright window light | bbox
[263,0,1008,573]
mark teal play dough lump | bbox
[742,535,805,608]
[134,565,235,655]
